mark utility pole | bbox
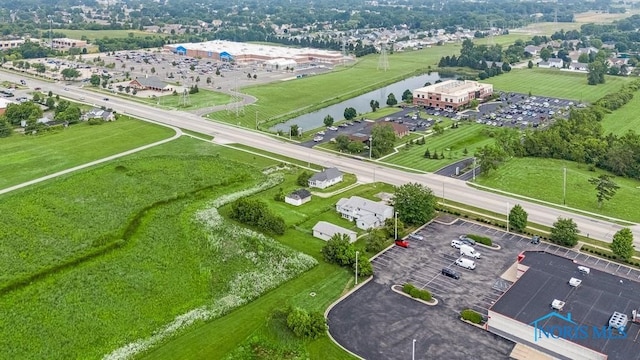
[506,202,510,232]
[394,211,399,240]
[369,136,373,159]
[472,157,476,182]
[563,167,567,205]
[355,251,359,285]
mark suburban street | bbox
[4,71,639,247]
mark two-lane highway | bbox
[4,71,639,246]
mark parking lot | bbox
[327,219,640,359]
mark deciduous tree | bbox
[588,174,619,208]
[323,115,334,127]
[343,107,357,120]
[509,204,528,232]
[386,93,398,106]
[610,228,634,261]
[370,124,396,158]
[393,183,437,226]
[550,217,579,247]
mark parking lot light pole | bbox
[506,202,510,233]
[355,251,359,285]
[369,136,373,159]
[412,339,416,360]
[563,167,567,205]
[394,211,399,240]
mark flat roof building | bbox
[413,79,492,110]
[51,38,88,49]
[164,40,350,65]
[0,38,25,50]
[488,251,640,360]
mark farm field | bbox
[382,123,494,172]
[601,94,640,135]
[53,28,158,40]
[484,68,631,103]
[207,43,470,129]
[0,138,323,359]
[475,157,640,222]
[0,117,175,189]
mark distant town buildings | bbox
[413,80,493,110]
[0,38,25,50]
[51,38,88,49]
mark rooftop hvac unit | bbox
[609,312,628,332]
[569,278,582,287]
[551,299,565,311]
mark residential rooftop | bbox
[490,251,640,360]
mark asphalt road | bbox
[4,71,639,247]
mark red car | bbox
[395,240,409,248]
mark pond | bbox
[270,72,446,132]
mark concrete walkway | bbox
[0,127,182,196]
[311,182,362,198]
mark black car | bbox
[441,268,460,280]
[458,235,476,246]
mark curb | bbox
[460,317,488,330]
[476,242,501,251]
[390,285,438,306]
[324,276,372,360]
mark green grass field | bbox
[207,43,467,129]
[484,68,631,103]
[601,94,640,135]
[382,123,494,172]
[475,157,640,222]
[0,138,329,359]
[53,29,159,40]
[0,117,175,189]
[134,88,234,110]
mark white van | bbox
[455,258,476,270]
[460,244,481,259]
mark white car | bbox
[328,126,338,131]
[451,239,463,249]
[313,136,324,142]
[316,131,325,136]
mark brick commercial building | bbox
[412,79,493,110]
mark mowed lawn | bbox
[602,94,640,135]
[475,157,640,222]
[383,123,494,172]
[0,117,175,189]
[135,88,234,110]
[484,68,631,102]
[208,43,467,128]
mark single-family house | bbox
[83,107,115,121]
[568,62,588,71]
[537,61,551,68]
[308,167,343,189]
[129,76,173,92]
[284,189,312,206]
[524,45,541,56]
[312,221,357,243]
[336,196,394,230]
[578,47,599,55]
[548,58,564,68]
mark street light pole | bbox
[472,157,476,182]
[355,251,359,285]
[369,136,372,159]
[412,339,416,360]
[506,202,510,232]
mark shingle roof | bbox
[312,221,356,237]
[337,196,393,217]
[132,76,168,89]
[309,167,342,183]
[287,188,311,200]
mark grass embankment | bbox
[484,68,631,103]
[206,44,468,129]
[135,88,234,110]
[0,117,175,189]
[601,94,640,135]
[475,157,640,222]
[382,122,493,172]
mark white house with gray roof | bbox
[312,221,357,243]
[308,167,343,189]
[335,196,394,230]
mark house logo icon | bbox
[529,312,577,342]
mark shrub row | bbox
[461,309,483,324]
[230,198,286,235]
[402,283,432,302]
[467,234,492,246]
[581,244,640,268]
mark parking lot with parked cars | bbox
[327,217,640,359]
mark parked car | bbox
[327,126,338,131]
[395,239,409,248]
[451,239,463,249]
[441,268,460,279]
[313,136,324,142]
[408,233,424,241]
[316,131,325,136]
[530,235,540,245]
[455,258,476,270]
[458,235,476,246]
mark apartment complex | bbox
[413,79,493,110]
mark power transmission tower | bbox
[232,69,243,117]
[377,41,389,71]
[341,35,348,66]
[489,21,494,45]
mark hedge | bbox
[466,234,492,246]
[461,309,483,324]
[580,244,640,268]
[402,283,432,302]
